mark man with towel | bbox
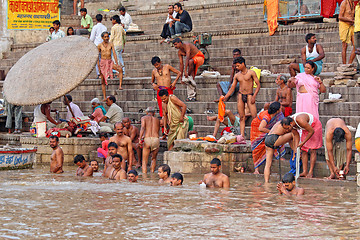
[159,89,189,150]
[339,0,356,64]
[324,118,352,179]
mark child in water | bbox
[277,173,304,196]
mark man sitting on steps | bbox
[169,2,192,38]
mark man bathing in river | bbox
[151,56,181,118]
[277,173,304,196]
[128,170,139,182]
[158,164,171,184]
[173,38,205,102]
[324,118,352,179]
[122,117,141,168]
[109,154,127,180]
[200,158,230,188]
[139,107,160,173]
[74,155,93,177]
[170,173,183,186]
[103,142,118,178]
[109,122,134,172]
[223,57,260,138]
[49,136,64,174]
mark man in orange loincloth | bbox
[173,38,204,102]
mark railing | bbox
[264,0,340,21]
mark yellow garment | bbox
[355,5,360,32]
[339,21,354,43]
[167,95,189,148]
[266,0,279,36]
[109,23,126,50]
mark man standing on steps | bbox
[151,56,181,118]
[339,0,356,64]
[288,33,325,77]
[110,15,126,81]
[173,38,205,102]
[169,2,192,38]
[49,136,64,174]
[223,57,260,138]
[139,107,160,173]
[324,118,352,179]
[122,117,141,168]
[159,89,189,150]
[90,14,107,78]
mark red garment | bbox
[321,0,344,18]
[284,107,293,117]
[157,86,174,117]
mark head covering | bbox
[91,98,101,104]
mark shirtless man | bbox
[173,38,205,102]
[49,136,64,174]
[109,122,134,172]
[122,117,141,168]
[274,75,293,117]
[128,170,139,182]
[151,56,181,118]
[223,57,261,138]
[97,32,122,100]
[264,117,300,183]
[339,0,356,64]
[170,173,183,186]
[324,118,352,179]
[102,142,118,178]
[90,160,99,172]
[139,107,160,173]
[74,155,93,177]
[200,158,230,188]
[277,173,304,196]
[158,164,171,184]
[109,154,127,180]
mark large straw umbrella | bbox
[3,36,98,115]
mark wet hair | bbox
[279,75,287,84]
[112,154,123,161]
[158,89,169,97]
[280,117,294,126]
[159,164,171,176]
[305,60,317,74]
[101,31,109,38]
[151,56,161,65]
[49,27,55,31]
[233,48,241,55]
[65,94,72,102]
[96,14,103,22]
[268,102,281,114]
[90,160,98,164]
[108,95,116,103]
[282,172,295,183]
[66,27,74,36]
[74,154,85,164]
[49,135,59,142]
[172,38,182,44]
[210,158,221,166]
[111,15,121,24]
[52,20,61,26]
[171,172,183,184]
[174,2,183,10]
[128,170,138,176]
[233,57,245,66]
[333,127,346,143]
[99,132,108,139]
[305,33,315,43]
[80,8,87,13]
[108,142,118,149]
[119,6,126,12]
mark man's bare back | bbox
[50,147,64,174]
[203,173,229,188]
[124,125,140,143]
[98,42,114,60]
[177,42,201,59]
[142,115,160,138]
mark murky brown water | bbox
[0,166,359,239]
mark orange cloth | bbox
[218,96,226,123]
[266,0,279,36]
[192,51,205,75]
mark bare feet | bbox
[299,172,307,177]
[118,87,123,90]
[254,169,260,174]
[305,172,313,178]
[325,173,336,179]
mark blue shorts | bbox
[299,58,323,76]
[219,81,239,95]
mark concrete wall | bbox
[0,0,12,59]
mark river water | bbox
[0,166,359,239]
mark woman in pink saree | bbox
[288,61,326,178]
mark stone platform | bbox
[163,139,252,176]
[20,136,101,165]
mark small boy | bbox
[128,170,139,182]
[277,173,304,196]
[274,75,293,117]
[170,173,183,186]
[158,164,171,184]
